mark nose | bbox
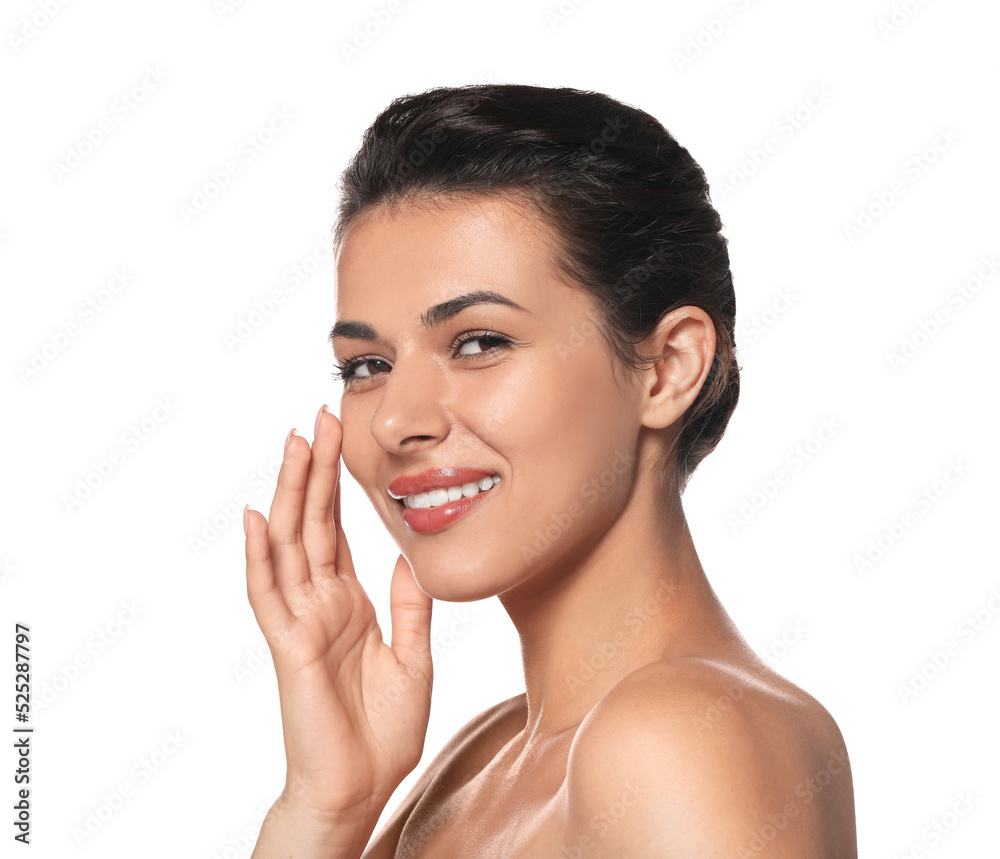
[368,349,452,454]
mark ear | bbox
[639,306,716,430]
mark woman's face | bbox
[333,194,644,602]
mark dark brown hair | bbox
[333,84,740,494]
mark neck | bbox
[497,480,745,747]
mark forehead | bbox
[334,193,566,307]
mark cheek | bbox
[337,404,372,487]
[339,417,400,532]
[483,344,634,533]
[541,344,633,475]
[561,381,634,529]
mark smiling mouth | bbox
[394,475,501,509]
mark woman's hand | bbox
[244,405,433,828]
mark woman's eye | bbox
[331,357,388,385]
[333,332,512,388]
[457,334,505,355]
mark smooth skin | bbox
[245,193,857,858]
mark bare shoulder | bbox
[362,691,526,858]
[564,658,857,858]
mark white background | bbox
[2,0,998,856]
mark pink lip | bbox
[400,485,497,534]
[388,467,498,500]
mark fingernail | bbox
[243,503,250,537]
[314,404,328,438]
[285,428,298,451]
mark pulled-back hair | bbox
[333,84,740,494]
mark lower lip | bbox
[401,485,497,534]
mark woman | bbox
[243,84,857,857]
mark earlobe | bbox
[640,307,715,430]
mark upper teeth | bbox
[402,475,500,509]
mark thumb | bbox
[389,553,433,681]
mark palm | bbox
[245,410,433,823]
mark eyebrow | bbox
[328,290,528,342]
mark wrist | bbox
[276,776,388,829]
[253,797,375,859]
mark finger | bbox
[332,450,357,579]
[389,554,433,682]
[268,429,312,592]
[301,405,341,582]
[244,506,294,637]
[320,410,357,580]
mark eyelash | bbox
[331,330,514,388]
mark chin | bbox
[405,554,517,603]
